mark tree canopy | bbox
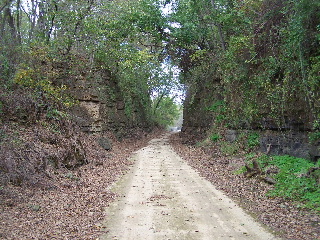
[166,0,319,130]
[0,0,319,129]
[0,0,183,127]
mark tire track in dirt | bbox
[101,133,279,240]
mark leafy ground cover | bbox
[170,133,320,240]
[0,127,163,239]
[257,155,320,211]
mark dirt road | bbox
[101,134,278,240]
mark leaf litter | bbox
[169,133,320,240]
[1,129,319,240]
[0,126,163,240]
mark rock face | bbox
[223,129,320,161]
[181,80,222,141]
[182,81,319,160]
[260,131,320,161]
[97,137,112,151]
[67,68,152,136]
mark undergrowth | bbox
[258,155,320,212]
[199,127,320,211]
[210,133,221,142]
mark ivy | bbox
[170,0,319,131]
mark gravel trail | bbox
[101,133,278,240]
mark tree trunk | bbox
[209,0,226,51]
[4,6,17,44]
[0,1,10,13]
[153,91,166,114]
[37,1,46,39]
[16,0,21,44]
[66,0,94,54]
[29,0,37,40]
[47,1,58,43]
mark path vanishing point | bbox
[101,133,279,240]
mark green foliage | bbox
[247,133,260,149]
[207,100,226,112]
[0,49,14,82]
[152,96,180,127]
[210,133,221,142]
[14,68,71,106]
[220,141,240,156]
[13,45,75,107]
[207,100,227,125]
[258,155,320,211]
[0,0,175,128]
[170,0,319,129]
[211,130,261,156]
[309,132,320,144]
[1,0,318,136]
[313,118,320,130]
[233,165,247,175]
[46,108,67,121]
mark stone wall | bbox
[67,68,151,136]
[225,129,320,161]
[181,80,222,141]
[260,131,320,161]
[182,80,319,160]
